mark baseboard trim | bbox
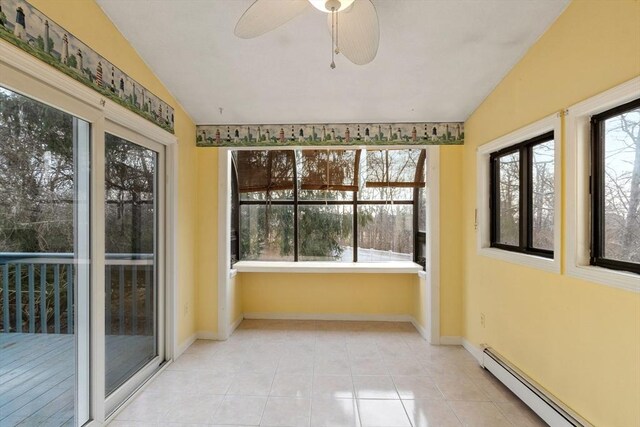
[195,330,220,341]
[462,338,484,365]
[243,312,415,323]
[230,315,243,334]
[174,333,197,358]
[439,336,462,345]
[409,317,429,341]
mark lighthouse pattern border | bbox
[0,0,175,133]
[196,123,464,147]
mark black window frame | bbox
[232,148,426,265]
[590,97,640,275]
[490,131,555,258]
[230,155,240,267]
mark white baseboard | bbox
[243,312,415,322]
[439,336,462,345]
[409,317,429,341]
[195,330,220,340]
[174,333,197,358]
[462,338,484,365]
[230,315,243,334]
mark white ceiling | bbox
[97,0,569,125]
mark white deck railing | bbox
[0,253,154,335]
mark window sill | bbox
[478,247,560,274]
[234,261,424,274]
[566,264,639,293]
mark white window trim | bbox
[234,260,423,274]
[565,77,640,293]
[0,41,179,424]
[476,114,562,273]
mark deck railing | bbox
[0,253,154,335]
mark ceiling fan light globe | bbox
[308,0,355,13]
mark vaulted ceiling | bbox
[97,0,569,125]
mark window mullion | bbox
[590,116,602,264]
[293,151,299,262]
[353,190,358,262]
[519,146,529,250]
[489,154,498,245]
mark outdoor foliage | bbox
[0,88,156,333]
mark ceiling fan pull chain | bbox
[330,7,336,69]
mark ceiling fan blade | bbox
[328,0,379,65]
[235,0,310,39]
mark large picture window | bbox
[591,98,640,274]
[490,132,555,257]
[233,148,426,264]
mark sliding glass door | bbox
[0,87,90,426]
[104,130,164,413]
[1,62,170,424]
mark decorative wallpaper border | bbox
[197,122,464,147]
[0,0,175,133]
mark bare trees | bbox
[0,88,74,253]
[602,109,640,263]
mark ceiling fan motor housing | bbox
[325,0,342,11]
[308,0,355,12]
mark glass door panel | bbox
[104,133,160,398]
[0,87,90,426]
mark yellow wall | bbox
[462,1,640,426]
[440,146,464,337]
[242,273,416,317]
[26,0,200,346]
[230,274,243,326]
[195,149,219,335]
[413,274,428,332]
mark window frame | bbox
[589,97,640,275]
[233,148,425,264]
[565,76,640,292]
[476,114,561,273]
[489,131,555,258]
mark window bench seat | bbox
[233,261,424,274]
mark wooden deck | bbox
[0,333,74,426]
[0,333,155,426]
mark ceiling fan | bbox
[234,0,379,69]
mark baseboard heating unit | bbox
[482,347,592,427]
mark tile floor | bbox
[110,320,547,427]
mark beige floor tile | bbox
[227,372,275,396]
[353,375,400,400]
[261,397,311,426]
[357,399,411,427]
[495,400,549,426]
[310,398,360,427]
[278,355,315,375]
[109,422,157,427]
[159,394,223,424]
[402,399,462,427]
[184,339,221,355]
[112,321,544,427]
[434,375,490,402]
[313,375,355,399]
[270,374,313,398]
[448,401,512,427]
[350,357,389,375]
[392,376,444,400]
[385,358,431,376]
[211,396,267,425]
[115,391,171,422]
[314,357,351,375]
